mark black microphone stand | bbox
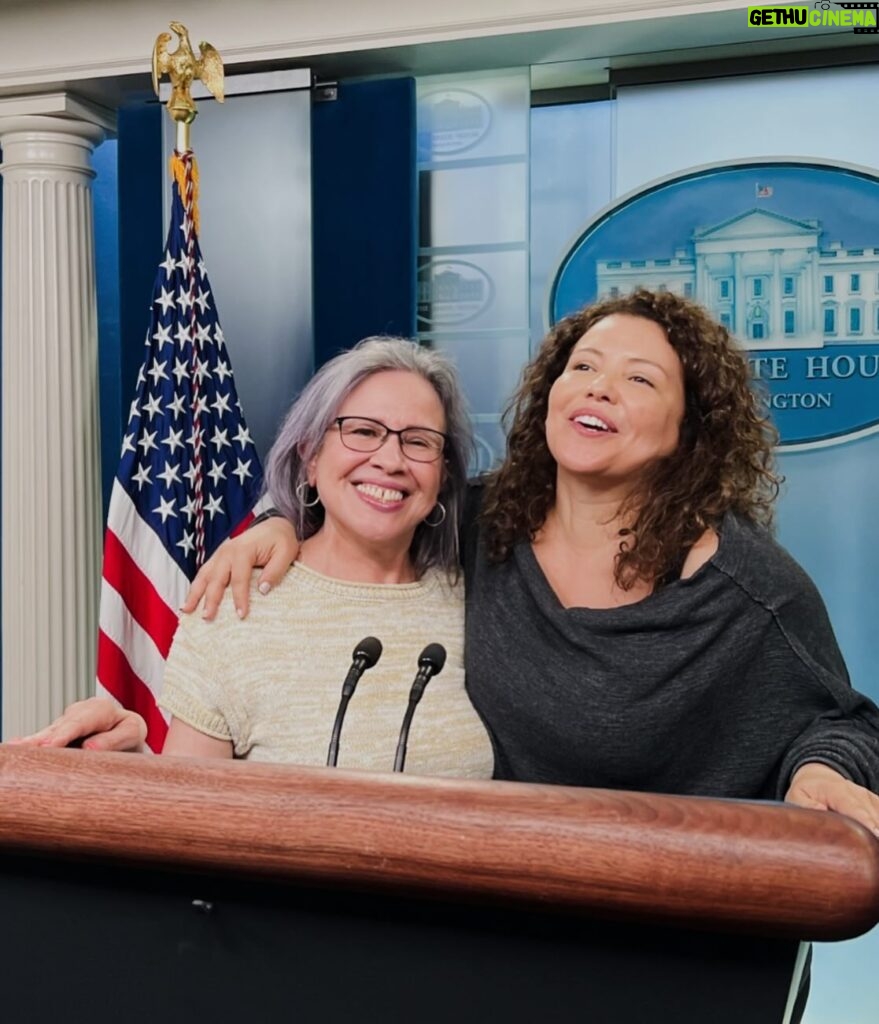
[326,636,382,767]
[393,643,446,773]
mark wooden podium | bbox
[0,746,877,1024]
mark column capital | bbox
[0,114,105,180]
[0,91,115,133]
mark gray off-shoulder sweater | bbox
[462,486,879,799]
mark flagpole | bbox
[94,24,264,747]
[152,22,225,565]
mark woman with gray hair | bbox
[21,337,493,777]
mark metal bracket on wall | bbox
[312,79,338,103]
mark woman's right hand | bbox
[7,697,147,753]
[182,516,300,620]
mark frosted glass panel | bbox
[417,68,530,469]
[418,70,530,164]
[418,250,528,332]
[429,333,528,415]
[421,163,528,247]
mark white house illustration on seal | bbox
[596,208,879,350]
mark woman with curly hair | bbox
[464,290,878,821]
[29,290,879,830]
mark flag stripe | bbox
[105,481,190,615]
[102,530,179,659]
[97,631,169,751]
[98,579,169,702]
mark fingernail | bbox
[258,582,271,595]
[236,607,244,619]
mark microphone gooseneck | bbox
[326,636,383,767]
[393,642,447,773]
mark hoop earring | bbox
[295,481,321,508]
[423,501,446,528]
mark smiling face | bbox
[545,313,686,490]
[307,370,446,557]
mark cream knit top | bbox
[159,562,494,779]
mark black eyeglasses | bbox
[334,417,447,463]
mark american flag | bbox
[97,152,264,751]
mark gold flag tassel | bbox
[170,153,200,236]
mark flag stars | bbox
[172,358,190,385]
[167,393,187,419]
[232,458,253,484]
[193,360,212,384]
[177,531,195,557]
[211,392,232,417]
[147,358,169,385]
[152,322,173,350]
[214,359,232,383]
[157,461,182,489]
[159,252,177,279]
[120,189,264,575]
[233,425,252,448]
[204,494,225,520]
[131,464,153,491]
[207,459,227,486]
[155,287,176,314]
[152,496,177,523]
[194,323,212,346]
[174,322,193,348]
[162,428,185,455]
[137,429,158,456]
[142,394,163,422]
[177,289,194,316]
[211,426,231,451]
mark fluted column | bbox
[0,115,104,738]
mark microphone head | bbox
[417,643,446,675]
[353,636,383,669]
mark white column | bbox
[0,115,105,738]
[771,249,782,342]
[733,251,744,336]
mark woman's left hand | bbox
[785,762,879,837]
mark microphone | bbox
[393,643,446,773]
[326,636,382,767]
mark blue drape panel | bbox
[311,78,417,366]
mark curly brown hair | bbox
[481,288,780,587]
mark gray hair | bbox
[264,337,473,578]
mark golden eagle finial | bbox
[152,21,224,150]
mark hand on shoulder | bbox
[181,516,299,621]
